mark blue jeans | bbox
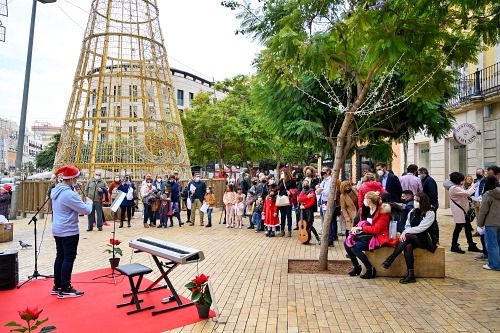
[207,208,213,225]
[54,234,79,290]
[327,207,340,243]
[344,238,372,269]
[252,213,262,230]
[279,206,293,232]
[485,226,500,269]
[143,203,156,225]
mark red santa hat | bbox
[2,185,12,192]
[54,165,80,179]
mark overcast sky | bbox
[0,0,261,128]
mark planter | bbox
[195,303,211,319]
[109,257,120,269]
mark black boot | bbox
[348,265,362,276]
[382,254,398,269]
[127,221,131,227]
[119,221,123,228]
[400,269,416,284]
[468,243,482,252]
[360,267,376,279]
[451,244,465,254]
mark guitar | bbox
[297,207,309,243]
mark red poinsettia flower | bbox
[191,287,201,293]
[109,238,121,245]
[193,274,209,285]
[18,307,43,321]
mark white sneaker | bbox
[482,264,492,270]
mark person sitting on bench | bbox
[382,192,438,284]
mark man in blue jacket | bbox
[376,163,402,203]
[51,165,92,299]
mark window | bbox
[131,85,138,102]
[103,86,108,103]
[91,89,97,105]
[101,107,107,117]
[114,106,121,117]
[129,105,138,118]
[177,89,184,107]
[113,85,121,102]
[189,92,194,108]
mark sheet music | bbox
[111,191,126,212]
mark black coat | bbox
[382,172,403,203]
[421,175,439,209]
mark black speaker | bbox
[0,249,18,290]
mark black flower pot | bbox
[109,257,120,269]
[195,303,211,319]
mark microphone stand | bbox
[17,194,53,288]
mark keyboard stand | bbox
[123,255,195,316]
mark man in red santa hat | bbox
[50,165,92,299]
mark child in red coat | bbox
[263,187,279,237]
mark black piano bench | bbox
[116,263,155,315]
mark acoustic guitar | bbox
[297,207,309,243]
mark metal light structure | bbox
[54,0,191,180]
[10,0,56,220]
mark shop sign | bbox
[453,123,478,145]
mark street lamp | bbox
[10,0,56,220]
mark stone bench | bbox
[364,246,445,278]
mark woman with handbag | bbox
[448,172,481,253]
[277,169,296,237]
[382,192,438,283]
[344,191,391,279]
[117,175,135,228]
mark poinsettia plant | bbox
[185,274,212,305]
[5,307,56,333]
[104,238,123,257]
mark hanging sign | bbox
[453,123,478,145]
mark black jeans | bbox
[304,207,319,242]
[451,222,474,247]
[344,238,372,269]
[54,234,79,290]
[120,206,132,223]
[279,206,293,232]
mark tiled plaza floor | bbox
[1,209,499,333]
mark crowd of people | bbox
[48,162,500,278]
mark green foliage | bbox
[35,134,60,171]
[182,75,310,169]
[226,0,499,268]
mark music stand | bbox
[93,191,126,283]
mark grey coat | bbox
[477,187,500,228]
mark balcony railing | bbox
[446,62,500,108]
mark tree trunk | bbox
[318,114,353,270]
[403,139,408,169]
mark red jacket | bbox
[298,190,316,209]
[357,180,385,208]
[361,203,390,246]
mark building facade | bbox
[402,44,500,208]
[170,68,225,113]
[31,121,62,148]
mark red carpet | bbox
[1,268,214,333]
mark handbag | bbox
[126,187,134,200]
[451,198,476,223]
[276,181,290,207]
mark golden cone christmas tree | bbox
[54,0,191,179]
